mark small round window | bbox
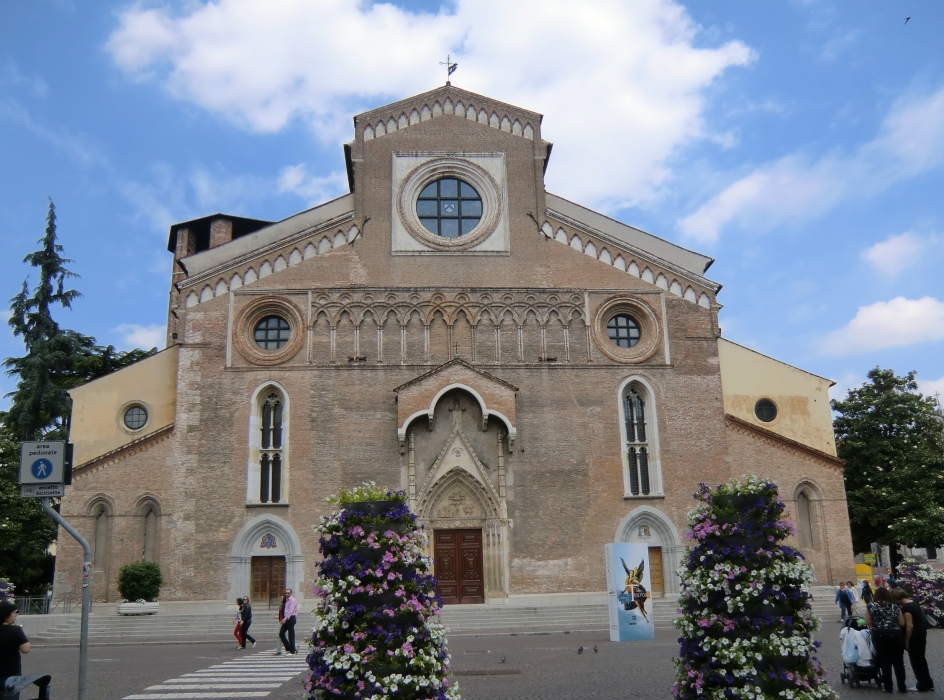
[254,315,291,350]
[416,177,482,238]
[124,405,148,431]
[755,398,778,423]
[607,314,641,348]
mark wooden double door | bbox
[251,556,286,609]
[648,546,665,598]
[434,529,484,604]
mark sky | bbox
[1,0,943,407]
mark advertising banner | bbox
[605,543,655,641]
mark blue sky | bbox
[2,0,943,406]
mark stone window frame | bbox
[234,296,305,366]
[592,295,661,364]
[133,494,162,564]
[118,400,152,435]
[246,381,290,506]
[792,481,823,552]
[617,377,664,498]
[396,157,503,252]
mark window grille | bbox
[260,392,284,503]
[624,388,650,496]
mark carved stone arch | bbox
[227,513,305,603]
[615,505,683,596]
[244,267,258,284]
[398,113,408,129]
[418,466,500,523]
[473,306,497,326]
[133,493,163,563]
[85,493,116,516]
[132,492,163,516]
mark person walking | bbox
[279,588,297,655]
[835,582,852,621]
[239,596,256,649]
[846,580,860,615]
[892,588,934,692]
[865,586,908,693]
[0,601,49,700]
[233,598,244,649]
[861,579,874,605]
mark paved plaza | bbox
[25,628,944,699]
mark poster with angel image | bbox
[605,543,655,641]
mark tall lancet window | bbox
[624,388,650,496]
[260,392,284,503]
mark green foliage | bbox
[832,368,944,551]
[0,425,57,592]
[326,481,400,504]
[116,561,163,601]
[2,199,157,441]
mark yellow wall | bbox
[718,338,836,455]
[69,346,178,465]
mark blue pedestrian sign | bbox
[19,441,66,486]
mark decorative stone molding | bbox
[233,296,306,366]
[590,295,661,364]
[725,414,845,470]
[396,157,504,252]
[74,424,174,480]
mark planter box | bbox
[344,500,404,516]
[117,601,159,616]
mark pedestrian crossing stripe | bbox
[122,650,309,700]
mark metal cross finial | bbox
[440,54,458,85]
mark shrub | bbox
[116,562,162,601]
[306,483,459,699]
[673,475,836,700]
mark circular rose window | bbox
[607,314,641,348]
[254,315,291,350]
[123,405,148,431]
[416,177,483,238]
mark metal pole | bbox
[40,497,90,700]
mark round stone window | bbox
[123,405,148,431]
[754,398,778,423]
[607,314,641,348]
[254,315,291,350]
[416,177,482,238]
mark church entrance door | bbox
[434,529,484,604]
[647,547,664,598]
[251,556,286,609]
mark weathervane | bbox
[440,54,458,86]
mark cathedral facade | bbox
[54,86,854,608]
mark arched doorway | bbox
[228,514,304,608]
[616,506,683,597]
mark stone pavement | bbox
[23,628,944,699]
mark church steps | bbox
[30,600,840,644]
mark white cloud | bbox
[0,99,106,167]
[818,296,944,356]
[917,376,944,403]
[114,323,165,350]
[0,59,49,98]
[277,165,348,206]
[106,0,754,211]
[861,232,923,276]
[679,87,944,242]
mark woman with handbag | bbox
[891,588,934,692]
[865,587,908,693]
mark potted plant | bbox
[305,481,461,700]
[673,475,837,700]
[116,561,162,615]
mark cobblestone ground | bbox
[26,628,943,699]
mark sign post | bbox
[19,441,89,700]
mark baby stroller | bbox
[839,617,882,688]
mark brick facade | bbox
[55,86,854,604]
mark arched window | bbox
[619,380,662,498]
[93,507,109,571]
[624,389,650,495]
[143,508,159,563]
[248,385,289,504]
[796,491,814,549]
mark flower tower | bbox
[897,558,944,619]
[306,483,460,700]
[673,476,837,700]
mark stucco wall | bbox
[718,338,836,455]
[68,346,178,465]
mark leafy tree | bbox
[0,424,57,592]
[0,200,157,591]
[832,368,944,552]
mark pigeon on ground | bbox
[593,645,598,653]
[500,656,506,664]
[577,646,584,654]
